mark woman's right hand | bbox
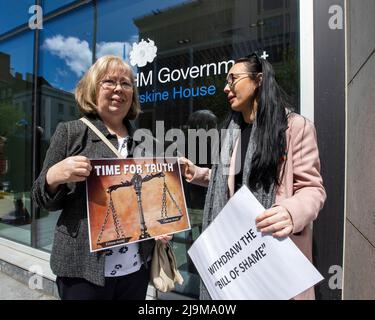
[46,156,92,193]
[179,157,196,181]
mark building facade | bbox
[0,0,370,300]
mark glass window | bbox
[42,0,78,14]
[262,0,284,11]
[70,105,76,116]
[0,0,300,300]
[0,0,36,35]
[0,31,34,246]
[36,4,94,251]
[58,103,64,114]
[96,0,299,299]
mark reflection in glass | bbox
[36,4,94,251]
[94,0,299,299]
[42,0,77,14]
[0,0,300,299]
[0,32,34,245]
[0,0,35,34]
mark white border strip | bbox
[0,237,50,261]
[300,0,315,122]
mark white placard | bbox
[188,186,324,300]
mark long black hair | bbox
[231,53,291,192]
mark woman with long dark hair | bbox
[180,53,326,300]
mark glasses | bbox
[100,79,133,91]
[225,72,258,88]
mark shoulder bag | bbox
[79,117,184,292]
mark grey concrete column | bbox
[344,0,375,299]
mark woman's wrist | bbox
[46,166,62,194]
[185,164,197,182]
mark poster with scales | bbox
[86,157,190,252]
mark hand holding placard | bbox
[188,186,323,300]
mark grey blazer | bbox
[32,116,155,286]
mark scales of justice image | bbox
[86,159,190,252]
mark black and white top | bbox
[104,136,143,277]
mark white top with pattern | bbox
[104,136,143,277]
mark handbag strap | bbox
[79,117,124,159]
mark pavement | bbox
[0,271,57,300]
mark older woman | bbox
[32,55,170,300]
[180,53,326,300]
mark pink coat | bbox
[189,113,326,300]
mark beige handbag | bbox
[151,241,184,292]
[80,117,184,292]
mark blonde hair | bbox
[75,55,141,120]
